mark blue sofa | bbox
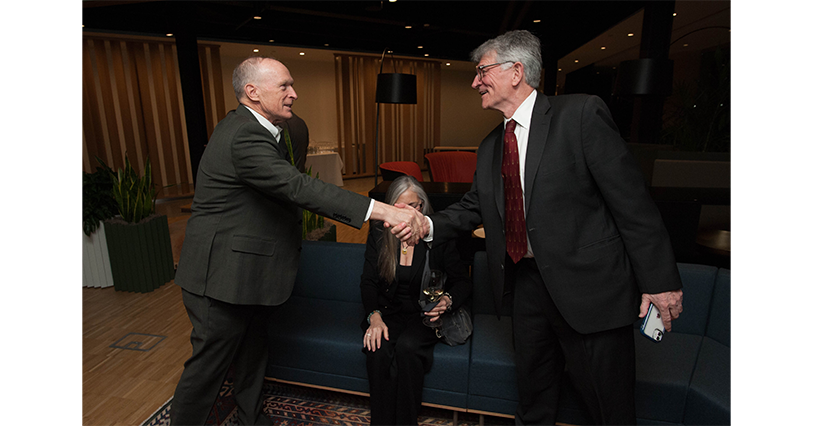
[265,241,730,425]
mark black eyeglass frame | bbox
[475,61,515,80]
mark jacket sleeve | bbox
[231,120,370,229]
[360,222,384,317]
[580,95,682,294]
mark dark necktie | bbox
[502,119,527,263]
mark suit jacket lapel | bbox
[524,94,552,204]
[491,129,506,222]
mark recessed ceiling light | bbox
[600,46,606,50]
[558,69,562,72]
[673,12,677,17]
[424,23,430,27]
[269,39,275,43]
[683,43,689,47]
[627,33,634,37]
[299,52,305,56]
[324,43,330,47]
[417,46,423,49]
[405,25,412,29]
[424,54,429,57]
[445,63,451,66]
[253,49,259,52]
[166,33,173,37]
[533,19,541,23]
[254,16,262,20]
[574,59,579,63]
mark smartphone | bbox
[640,304,665,342]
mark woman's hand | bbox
[424,295,451,322]
[364,312,389,351]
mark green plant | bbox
[661,47,730,152]
[283,130,326,239]
[98,155,157,224]
[82,161,118,236]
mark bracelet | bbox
[443,292,453,309]
[367,310,382,324]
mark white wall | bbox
[217,41,503,148]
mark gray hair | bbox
[471,30,543,89]
[378,175,433,283]
[232,56,278,101]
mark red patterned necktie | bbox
[502,119,527,263]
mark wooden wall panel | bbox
[82,35,223,199]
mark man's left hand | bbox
[640,289,684,332]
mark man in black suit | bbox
[408,30,684,424]
[280,112,309,172]
[171,56,425,425]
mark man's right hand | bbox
[369,201,427,244]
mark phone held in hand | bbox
[640,304,665,343]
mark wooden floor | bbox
[82,177,377,426]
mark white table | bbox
[305,152,344,187]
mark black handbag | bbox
[436,305,472,346]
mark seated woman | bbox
[360,175,472,425]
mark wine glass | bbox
[422,270,446,327]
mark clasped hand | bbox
[380,202,429,245]
[640,289,684,332]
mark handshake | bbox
[370,200,430,245]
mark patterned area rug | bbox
[142,378,512,426]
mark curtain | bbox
[334,54,440,178]
[82,35,225,198]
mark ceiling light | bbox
[683,43,689,47]
[574,59,579,63]
[445,63,451,66]
[424,54,429,57]
[627,33,634,37]
[389,0,397,2]
[405,25,412,29]
[253,49,259,52]
[324,43,330,47]
[269,39,275,43]
[600,46,606,50]
[166,33,173,37]
[673,12,677,17]
[299,52,305,56]
[417,46,423,49]
[533,19,541,23]
[424,23,430,27]
[253,16,262,20]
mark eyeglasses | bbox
[475,61,514,80]
[407,201,423,210]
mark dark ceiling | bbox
[83,1,648,62]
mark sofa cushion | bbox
[467,314,518,415]
[683,337,730,425]
[267,297,368,380]
[292,241,366,302]
[672,263,719,336]
[706,268,730,347]
[634,330,703,424]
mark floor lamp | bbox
[374,50,417,185]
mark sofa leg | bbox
[479,414,484,426]
[453,411,458,426]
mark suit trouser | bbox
[170,289,274,426]
[364,311,439,425]
[512,258,636,425]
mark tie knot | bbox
[505,119,517,134]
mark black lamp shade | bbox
[614,58,674,96]
[376,73,417,104]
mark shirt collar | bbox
[504,90,537,130]
[243,104,283,141]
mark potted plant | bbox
[98,155,175,293]
[82,161,118,288]
[283,131,337,242]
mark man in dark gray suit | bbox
[406,31,684,425]
[170,56,424,425]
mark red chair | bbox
[379,161,424,182]
[424,151,477,183]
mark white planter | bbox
[82,225,114,288]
